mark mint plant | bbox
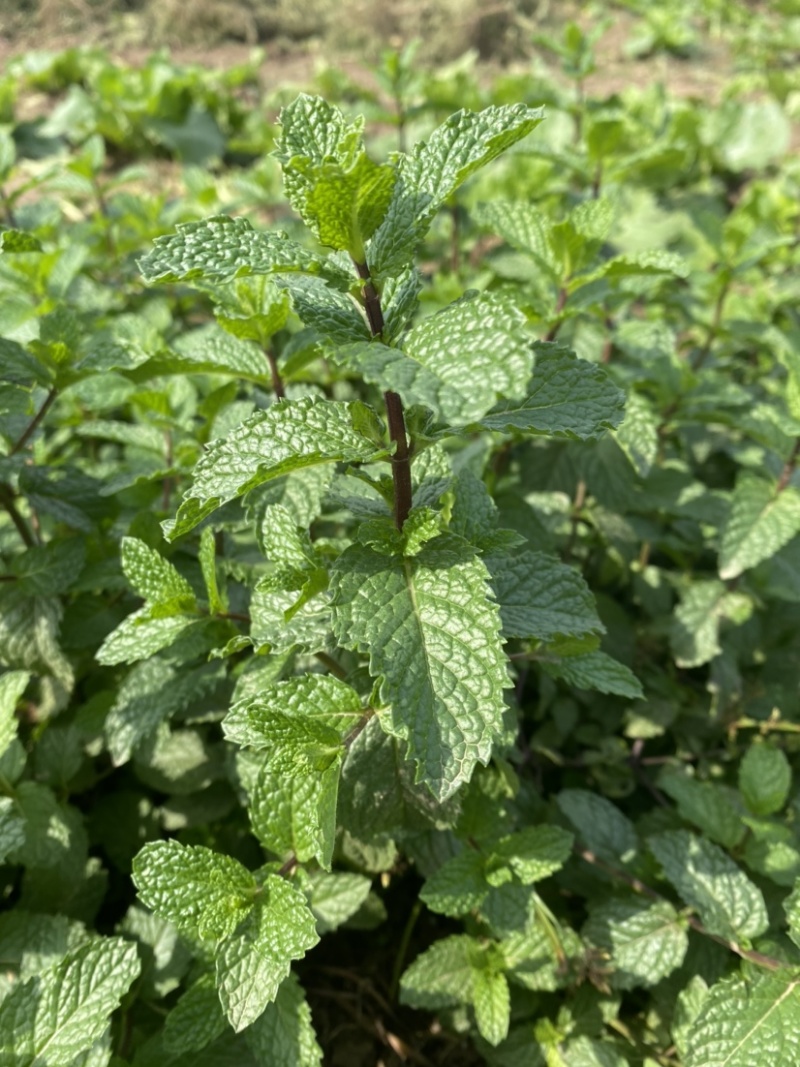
[105,93,629,1045]
[3,32,800,1066]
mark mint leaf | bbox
[399,293,533,422]
[165,397,386,540]
[541,650,643,699]
[330,536,509,800]
[473,344,625,441]
[0,937,140,1066]
[659,770,744,850]
[139,215,352,287]
[132,840,256,941]
[0,670,28,758]
[648,830,768,942]
[719,474,800,579]
[215,874,319,1031]
[369,104,545,281]
[247,759,340,867]
[96,610,201,667]
[486,826,574,885]
[223,675,363,757]
[557,789,638,865]
[120,538,195,606]
[488,550,604,641]
[305,870,373,934]
[472,966,511,1047]
[739,743,792,816]
[421,849,489,917]
[0,797,26,864]
[671,579,753,668]
[244,973,323,1066]
[584,898,688,989]
[685,972,800,1067]
[162,974,228,1055]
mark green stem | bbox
[11,387,58,455]
[390,899,422,1002]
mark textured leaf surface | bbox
[305,871,372,933]
[330,537,509,800]
[247,757,340,867]
[488,550,604,641]
[215,875,319,1031]
[472,967,510,1046]
[541,651,643,698]
[399,935,478,1008]
[685,972,800,1067]
[165,397,385,539]
[0,670,28,758]
[95,609,199,667]
[0,937,139,1067]
[120,538,195,605]
[0,797,26,865]
[139,215,351,286]
[223,675,362,754]
[557,789,638,865]
[487,826,574,885]
[583,899,688,989]
[421,849,489,917]
[739,743,792,816]
[163,974,228,1055]
[719,475,800,579]
[648,830,768,941]
[132,840,256,941]
[659,771,744,850]
[671,579,753,668]
[369,104,544,281]
[244,973,323,1067]
[474,344,625,440]
[399,294,533,422]
[105,660,221,766]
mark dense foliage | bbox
[1,20,800,1066]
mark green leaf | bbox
[719,475,800,580]
[784,881,800,950]
[0,797,26,865]
[244,973,323,1066]
[472,967,511,1047]
[583,898,688,989]
[399,934,479,1009]
[275,274,369,345]
[488,551,604,641]
[215,874,319,1031]
[541,650,643,699]
[398,293,533,422]
[223,675,362,759]
[616,391,660,477]
[473,344,625,441]
[199,527,227,615]
[105,660,221,766]
[120,537,196,606]
[659,770,744,850]
[739,743,792,816]
[0,937,140,1066]
[557,789,638,865]
[132,840,256,941]
[670,579,753,668]
[337,715,457,838]
[246,758,340,867]
[304,870,373,934]
[165,397,386,540]
[648,830,768,942]
[486,826,574,886]
[330,536,509,800]
[685,972,800,1067]
[369,104,545,281]
[138,215,352,287]
[421,849,489,917]
[0,670,28,759]
[163,974,228,1055]
[95,609,201,667]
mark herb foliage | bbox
[1,22,800,1065]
